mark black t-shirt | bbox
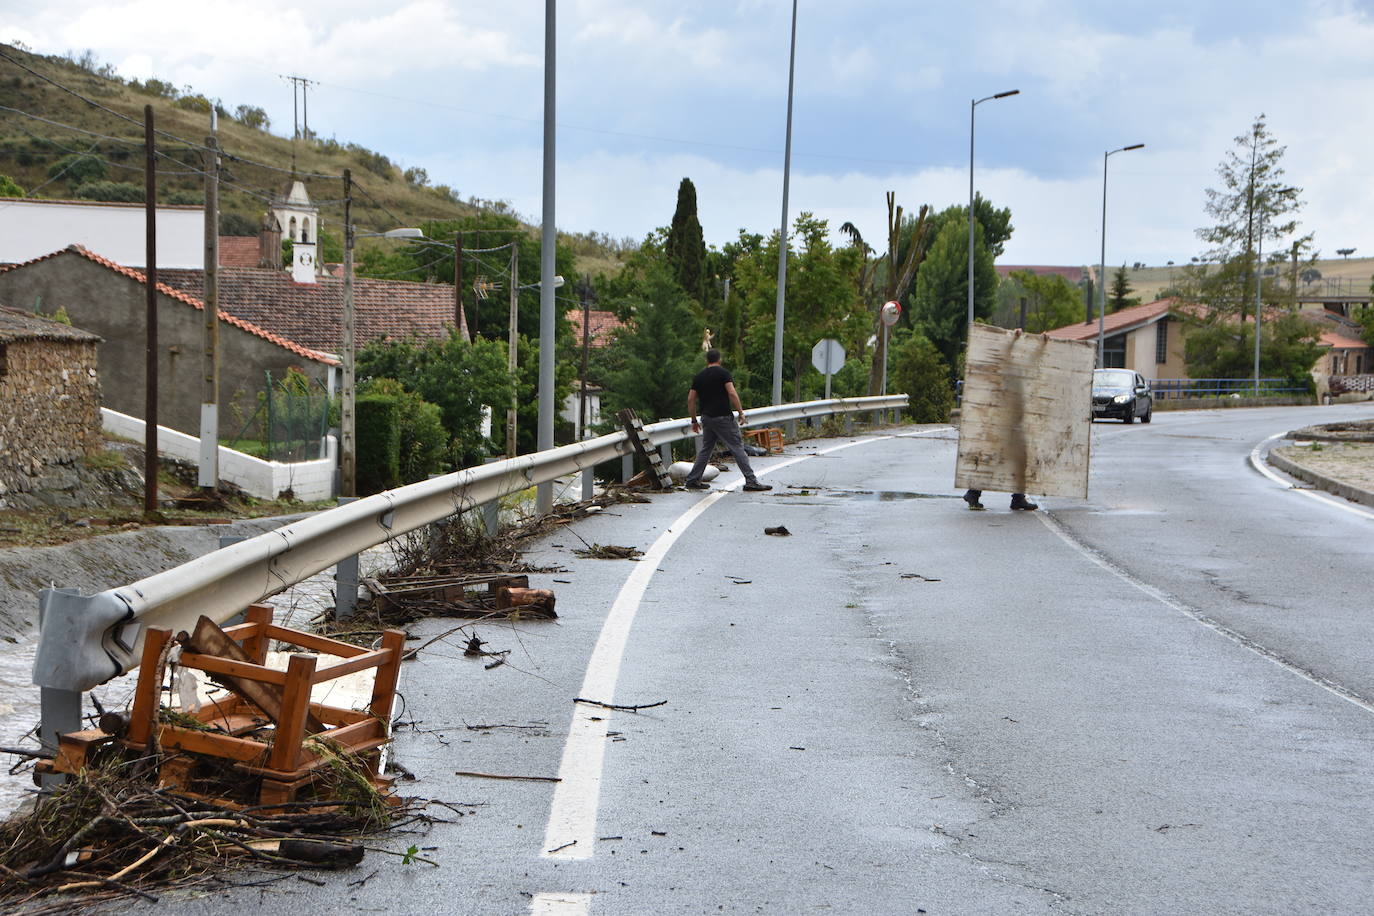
[691,364,734,417]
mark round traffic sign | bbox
[881,300,902,327]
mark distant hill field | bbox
[1124,256,1374,302]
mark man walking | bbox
[684,349,771,492]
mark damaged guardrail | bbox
[34,394,907,696]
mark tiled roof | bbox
[156,266,467,354]
[0,246,336,365]
[0,304,102,343]
[1045,298,1178,340]
[218,236,261,268]
[565,308,623,348]
[1320,330,1371,350]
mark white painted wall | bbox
[102,408,337,501]
[0,199,205,268]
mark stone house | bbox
[0,305,102,502]
[0,245,337,437]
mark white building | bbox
[0,198,204,268]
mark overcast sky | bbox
[3,0,1373,267]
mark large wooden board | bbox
[955,325,1096,498]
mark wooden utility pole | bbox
[143,105,159,515]
[454,233,465,334]
[199,111,220,491]
[506,242,518,458]
[341,169,356,496]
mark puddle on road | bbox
[780,487,955,502]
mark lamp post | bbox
[340,224,423,497]
[772,0,799,407]
[1097,143,1145,367]
[967,89,1019,337]
[1254,186,1298,393]
[537,0,557,515]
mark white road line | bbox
[1037,510,1374,715]
[1249,431,1374,521]
[530,892,592,915]
[539,431,929,868]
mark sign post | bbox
[811,338,846,399]
[879,301,902,415]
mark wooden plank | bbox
[158,726,270,763]
[184,616,326,733]
[312,649,388,683]
[179,652,288,686]
[269,653,319,772]
[369,630,406,723]
[127,626,172,746]
[264,624,368,658]
[242,604,273,665]
[955,325,1096,498]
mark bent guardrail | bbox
[34,395,907,695]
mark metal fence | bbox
[1151,378,1310,399]
[226,370,332,462]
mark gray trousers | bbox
[686,414,759,485]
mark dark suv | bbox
[1092,369,1153,423]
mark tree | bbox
[47,153,106,186]
[911,218,997,372]
[665,178,708,308]
[1183,312,1322,387]
[999,270,1084,332]
[1109,265,1139,312]
[598,259,703,425]
[889,329,954,422]
[1192,114,1305,323]
[234,104,270,130]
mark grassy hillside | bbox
[0,42,483,241]
[1124,256,1374,303]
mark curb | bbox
[1265,450,1374,510]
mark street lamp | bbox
[1097,143,1145,367]
[1254,186,1298,392]
[968,89,1019,336]
[341,223,423,497]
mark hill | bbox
[0,43,634,272]
[1123,256,1374,303]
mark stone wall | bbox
[0,338,102,500]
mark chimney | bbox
[258,213,282,270]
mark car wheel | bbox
[1123,406,1134,424]
[1141,407,1152,424]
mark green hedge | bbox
[356,394,402,495]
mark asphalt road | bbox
[121,403,1374,916]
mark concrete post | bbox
[334,496,360,619]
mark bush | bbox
[0,173,23,198]
[890,329,954,422]
[47,153,106,185]
[356,393,402,495]
[74,181,144,202]
[361,378,448,484]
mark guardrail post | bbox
[844,414,853,435]
[786,419,797,441]
[36,588,84,789]
[659,442,673,469]
[334,496,360,620]
[481,458,501,536]
[622,453,634,483]
[581,437,595,501]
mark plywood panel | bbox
[955,325,1096,498]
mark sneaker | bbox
[684,481,710,490]
[963,492,985,510]
[1010,496,1039,511]
[742,482,773,492]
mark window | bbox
[1155,318,1168,364]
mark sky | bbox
[3,0,1373,268]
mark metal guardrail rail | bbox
[33,395,907,695]
[1151,378,1310,399]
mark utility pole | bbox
[536,0,557,514]
[199,110,220,491]
[143,105,159,516]
[506,242,519,458]
[771,0,798,407]
[341,169,356,497]
[454,233,466,335]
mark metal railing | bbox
[1151,378,1311,399]
[33,394,908,697]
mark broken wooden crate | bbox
[44,604,406,807]
[745,427,785,455]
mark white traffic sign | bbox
[811,338,846,375]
